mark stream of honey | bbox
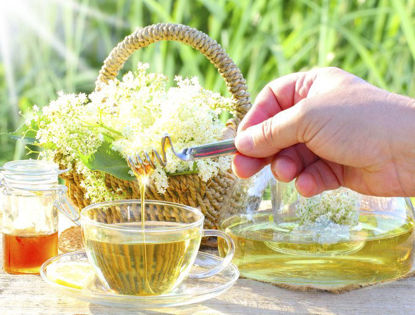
[139,175,152,294]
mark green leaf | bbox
[79,138,135,181]
[9,120,39,144]
[167,162,198,176]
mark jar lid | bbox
[2,160,63,175]
[1,160,67,190]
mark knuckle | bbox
[296,100,309,123]
[259,119,275,146]
[324,66,343,75]
[295,100,312,143]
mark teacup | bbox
[80,200,235,296]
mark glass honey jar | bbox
[0,160,78,274]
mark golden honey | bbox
[3,232,58,274]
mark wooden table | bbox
[1,216,415,314]
[2,264,415,315]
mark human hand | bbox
[232,67,415,197]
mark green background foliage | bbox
[1,0,415,167]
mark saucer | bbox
[40,250,239,309]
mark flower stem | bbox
[80,122,123,138]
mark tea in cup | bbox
[80,200,235,296]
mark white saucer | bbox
[40,250,239,309]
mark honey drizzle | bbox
[138,175,154,294]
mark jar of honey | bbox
[0,160,78,274]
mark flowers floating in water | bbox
[295,188,360,243]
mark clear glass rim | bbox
[80,199,205,233]
[221,209,414,243]
[1,159,67,175]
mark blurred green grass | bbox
[1,0,415,166]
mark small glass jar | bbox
[0,160,78,274]
[219,170,414,289]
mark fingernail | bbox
[231,159,242,179]
[235,130,254,153]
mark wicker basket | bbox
[58,23,251,252]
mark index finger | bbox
[239,71,311,132]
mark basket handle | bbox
[95,23,251,123]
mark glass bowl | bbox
[219,176,414,288]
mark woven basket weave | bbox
[58,23,251,251]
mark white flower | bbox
[33,63,235,200]
[297,188,360,226]
[292,188,360,243]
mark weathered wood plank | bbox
[1,269,415,315]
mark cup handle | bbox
[188,229,235,279]
[55,185,81,226]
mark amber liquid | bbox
[219,211,414,287]
[3,232,58,274]
[85,222,201,295]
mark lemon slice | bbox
[48,262,95,289]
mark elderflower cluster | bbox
[29,63,235,201]
[35,92,103,165]
[297,188,360,226]
[291,189,360,244]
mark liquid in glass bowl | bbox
[219,180,414,288]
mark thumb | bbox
[235,102,304,158]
